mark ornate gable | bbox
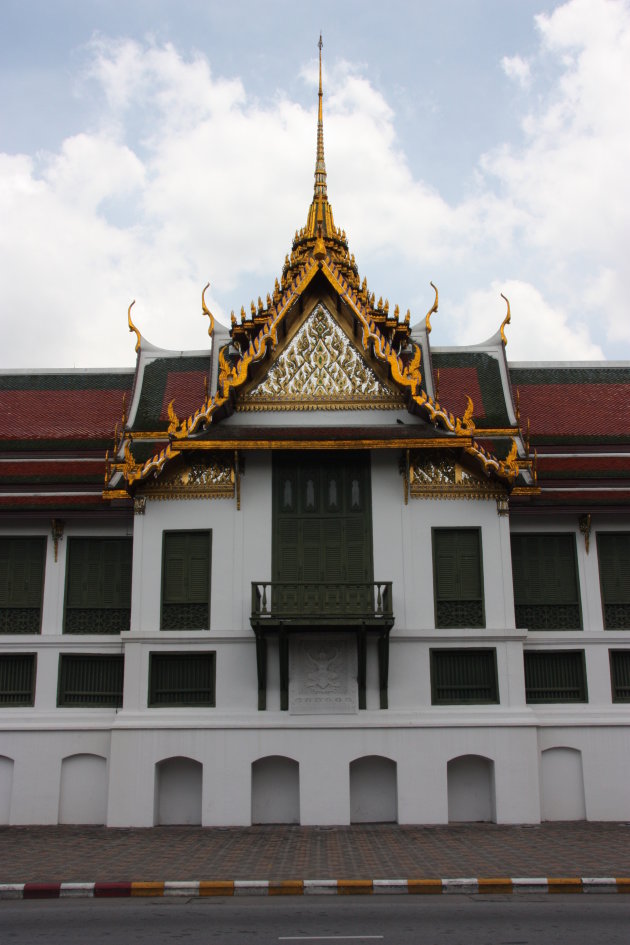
[104,39,534,497]
[239,303,403,410]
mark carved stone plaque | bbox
[289,636,358,715]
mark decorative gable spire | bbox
[303,35,337,243]
[314,33,327,201]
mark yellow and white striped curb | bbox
[2,877,630,898]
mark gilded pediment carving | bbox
[141,454,234,500]
[408,452,506,500]
[239,303,403,410]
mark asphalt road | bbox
[2,895,630,945]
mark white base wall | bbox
[3,720,630,826]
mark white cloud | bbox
[501,55,532,89]
[1,4,629,369]
[451,280,604,361]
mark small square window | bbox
[149,652,216,707]
[430,649,498,704]
[58,654,124,707]
[0,653,36,705]
[610,650,630,702]
[524,650,587,703]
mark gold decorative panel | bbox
[409,452,506,501]
[239,303,403,410]
[141,455,234,500]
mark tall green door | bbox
[272,452,373,616]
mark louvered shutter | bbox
[430,649,498,704]
[0,538,45,633]
[610,650,630,702]
[433,529,484,628]
[597,533,630,629]
[161,531,211,630]
[0,653,36,705]
[58,654,124,706]
[524,650,587,702]
[65,538,132,633]
[511,534,581,630]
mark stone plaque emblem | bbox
[289,636,357,715]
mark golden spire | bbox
[314,33,327,200]
[303,35,337,242]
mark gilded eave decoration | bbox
[139,454,235,501]
[407,453,508,501]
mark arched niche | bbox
[59,754,108,825]
[0,756,14,825]
[447,754,496,822]
[155,757,202,825]
[251,756,299,824]
[349,755,398,824]
[541,747,586,821]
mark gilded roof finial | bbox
[201,282,215,337]
[500,293,511,345]
[315,33,327,201]
[425,282,438,334]
[127,300,141,353]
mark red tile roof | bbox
[518,383,630,439]
[160,371,208,422]
[0,389,129,441]
[436,367,485,421]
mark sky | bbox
[2,0,630,369]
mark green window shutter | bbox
[524,650,587,702]
[161,531,211,630]
[433,529,484,628]
[149,652,216,706]
[511,534,581,630]
[57,654,124,707]
[597,534,630,629]
[0,653,37,705]
[610,650,630,702]
[430,649,498,704]
[0,538,46,633]
[64,538,132,634]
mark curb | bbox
[2,878,630,899]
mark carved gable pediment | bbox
[239,303,404,410]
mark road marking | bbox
[278,938,384,942]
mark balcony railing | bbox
[251,581,393,628]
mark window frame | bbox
[148,651,216,707]
[609,649,630,703]
[430,647,499,705]
[0,652,37,706]
[524,649,588,704]
[160,530,212,631]
[431,527,485,629]
[597,532,630,631]
[510,531,582,631]
[63,536,132,634]
[57,653,125,708]
[0,536,46,634]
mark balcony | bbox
[250,581,395,711]
[250,581,394,630]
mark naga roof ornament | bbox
[500,293,511,346]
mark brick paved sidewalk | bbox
[2,822,630,884]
